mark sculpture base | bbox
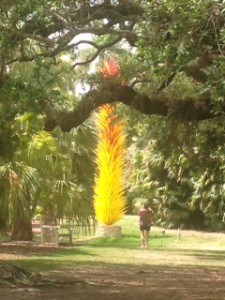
[95,225,121,237]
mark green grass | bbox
[3,215,225,273]
[0,234,10,242]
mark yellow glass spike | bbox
[93,104,126,225]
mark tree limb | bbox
[185,53,213,83]
[0,27,56,47]
[44,84,215,132]
[72,36,123,68]
[157,71,177,91]
[157,53,213,91]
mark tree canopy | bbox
[1,0,225,234]
[1,0,225,133]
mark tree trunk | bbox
[11,217,33,241]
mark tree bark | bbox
[44,84,215,132]
[11,217,33,241]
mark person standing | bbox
[138,201,154,248]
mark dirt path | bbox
[1,229,225,300]
[1,264,225,300]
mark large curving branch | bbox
[44,84,215,132]
[18,0,143,37]
[6,35,123,66]
[2,0,142,66]
[5,27,134,65]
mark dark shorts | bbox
[140,225,151,231]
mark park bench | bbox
[32,220,74,245]
[32,219,42,234]
[58,225,74,244]
[32,218,96,246]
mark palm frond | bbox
[0,161,39,222]
[28,131,57,160]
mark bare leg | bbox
[145,230,150,248]
[140,230,145,248]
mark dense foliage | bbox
[1,0,225,236]
[124,112,225,230]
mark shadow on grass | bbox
[153,247,225,261]
[2,234,225,270]
[6,254,225,275]
[0,242,95,258]
[87,233,173,249]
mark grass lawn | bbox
[1,215,225,300]
[2,215,225,272]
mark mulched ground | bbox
[1,264,225,300]
[1,232,225,300]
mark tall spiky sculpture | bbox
[93,59,126,226]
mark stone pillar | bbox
[41,225,59,246]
